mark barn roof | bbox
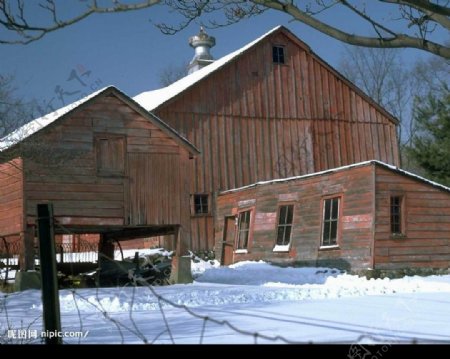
[133,26,398,125]
[0,86,199,156]
[133,26,282,111]
[220,160,450,195]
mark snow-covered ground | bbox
[1,260,450,344]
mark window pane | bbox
[237,210,251,249]
[330,221,337,244]
[323,222,330,246]
[390,196,402,234]
[324,199,331,219]
[275,205,294,246]
[272,46,285,64]
[240,231,249,249]
[331,198,339,219]
[283,226,292,245]
[322,197,340,246]
[279,50,284,64]
[279,206,287,225]
[286,205,294,224]
[194,194,209,214]
[277,226,285,245]
[272,46,278,62]
[241,211,249,229]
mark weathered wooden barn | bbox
[134,26,400,251]
[0,86,198,275]
[2,25,447,275]
[215,161,450,271]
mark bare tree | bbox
[339,47,413,143]
[158,62,189,87]
[0,74,34,138]
[0,1,449,58]
[412,53,450,97]
[0,74,85,168]
[339,45,449,169]
[340,46,449,141]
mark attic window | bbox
[272,46,285,64]
[95,135,125,176]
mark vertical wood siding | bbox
[128,152,181,226]
[21,95,192,242]
[156,30,399,250]
[374,167,450,269]
[215,165,375,270]
[0,158,24,236]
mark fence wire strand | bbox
[1,221,449,345]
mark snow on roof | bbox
[0,85,199,156]
[133,26,283,111]
[0,86,111,152]
[374,160,450,194]
[220,160,450,195]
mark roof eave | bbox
[0,86,200,158]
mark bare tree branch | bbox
[0,0,449,58]
[0,0,162,44]
[339,0,397,37]
[380,0,450,16]
[338,44,449,171]
[251,0,449,58]
[0,74,35,139]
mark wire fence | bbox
[2,273,447,345]
[1,224,449,346]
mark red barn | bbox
[215,161,450,271]
[2,25,446,276]
[0,86,198,280]
[135,26,400,251]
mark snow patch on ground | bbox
[195,260,342,285]
[189,251,220,278]
[7,261,449,316]
[3,261,450,344]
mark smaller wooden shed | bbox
[215,161,450,271]
[0,86,199,274]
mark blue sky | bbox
[0,2,444,116]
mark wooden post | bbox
[98,234,115,287]
[19,226,35,271]
[1,237,9,286]
[98,234,115,264]
[169,226,192,284]
[37,203,62,345]
[59,245,64,264]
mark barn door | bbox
[221,216,236,266]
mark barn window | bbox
[272,45,285,64]
[193,194,209,215]
[95,135,125,176]
[321,197,340,247]
[276,205,294,246]
[236,210,252,250]
[390,196,403,235]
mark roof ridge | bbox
[0,86,116,152]
[220,160,450,194]
[133,25,284,111]
[0,85,199,155]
